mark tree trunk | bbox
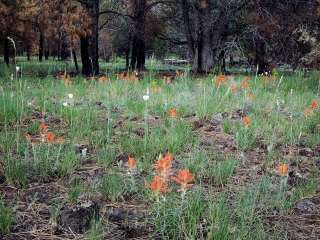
[79,0,100,75]
[80,36,92,76]
[126,47,130,69]
[181,0,195,67]
[60,38,70,60]
[72,49,79,74]
[45,48,49,60]
[26,41,31,61]
[4,37,10,65]
[91,0,100,75]
[130,0,146,71]
[39,31,44,61]
[126,35,131,70]
[181,0,214,74]
[254,39,268,74]
[130,34,145,71]
[192,5,214,73]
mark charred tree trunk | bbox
[130,34,145,71]
[44,39,49,60]
[181,0,195,65]
[4,37,10,65]
[60,38,70,60]
[72,49,79,74]
[26,41,31,61]
[79,0,99,75]
[181,0,214,74]
[126,47,130,69]
[126,35,131,70]
[80,36,92,76]
[254,39,268,74]
[130,0,146,71]
[193,4,214,73]
[45,48,49,60]
[91,0,100,75]
[219,50,226,73]
[39,31,44,62]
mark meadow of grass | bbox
[0,59,319,239]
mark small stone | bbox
[0,170,6,184]
[298,148,313,157]
[294,199,317,214]
[288,171,306,186]
[133,128,145,137]
[57,201,100,233]
[0,162,5,184]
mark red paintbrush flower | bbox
[47,132,55,143]
[128,156,137,169]
[171,169,194,190]
[146,176,170,194]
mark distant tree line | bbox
[1,0,319,75]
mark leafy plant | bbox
[100,173,125,201]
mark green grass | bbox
[0,198,12,234]
[0,59,319,239]
[99,173,125,202]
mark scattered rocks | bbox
[192,120,205,130]
[116,153,129,163]
[294,199,318,214]
[106,207,145,223]
[104,207,148,238]
[0,166,5,184]
[57,201,100,233]
[74,143,90,156]
[287,171,307,187]
[298,147,313,157]
[133,127,145,137]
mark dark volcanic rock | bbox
[104,207,147,238]
[287,171,307,187]
[57,201,100,233]
[0,169,5,184]
[294,199,317,214]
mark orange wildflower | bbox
[163,152,174,162]
[128,156,137,169]
[311,100,318,110]
[154,153,173,178]
[242,116,251,127]
[277,163,289,177]
[169,108,177,118]
[47,132,55,143]
[171,169,194,190]
[147,176,170,194]
[241,79,250,89]
[215,74,227,86]
[98,76,110,83]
